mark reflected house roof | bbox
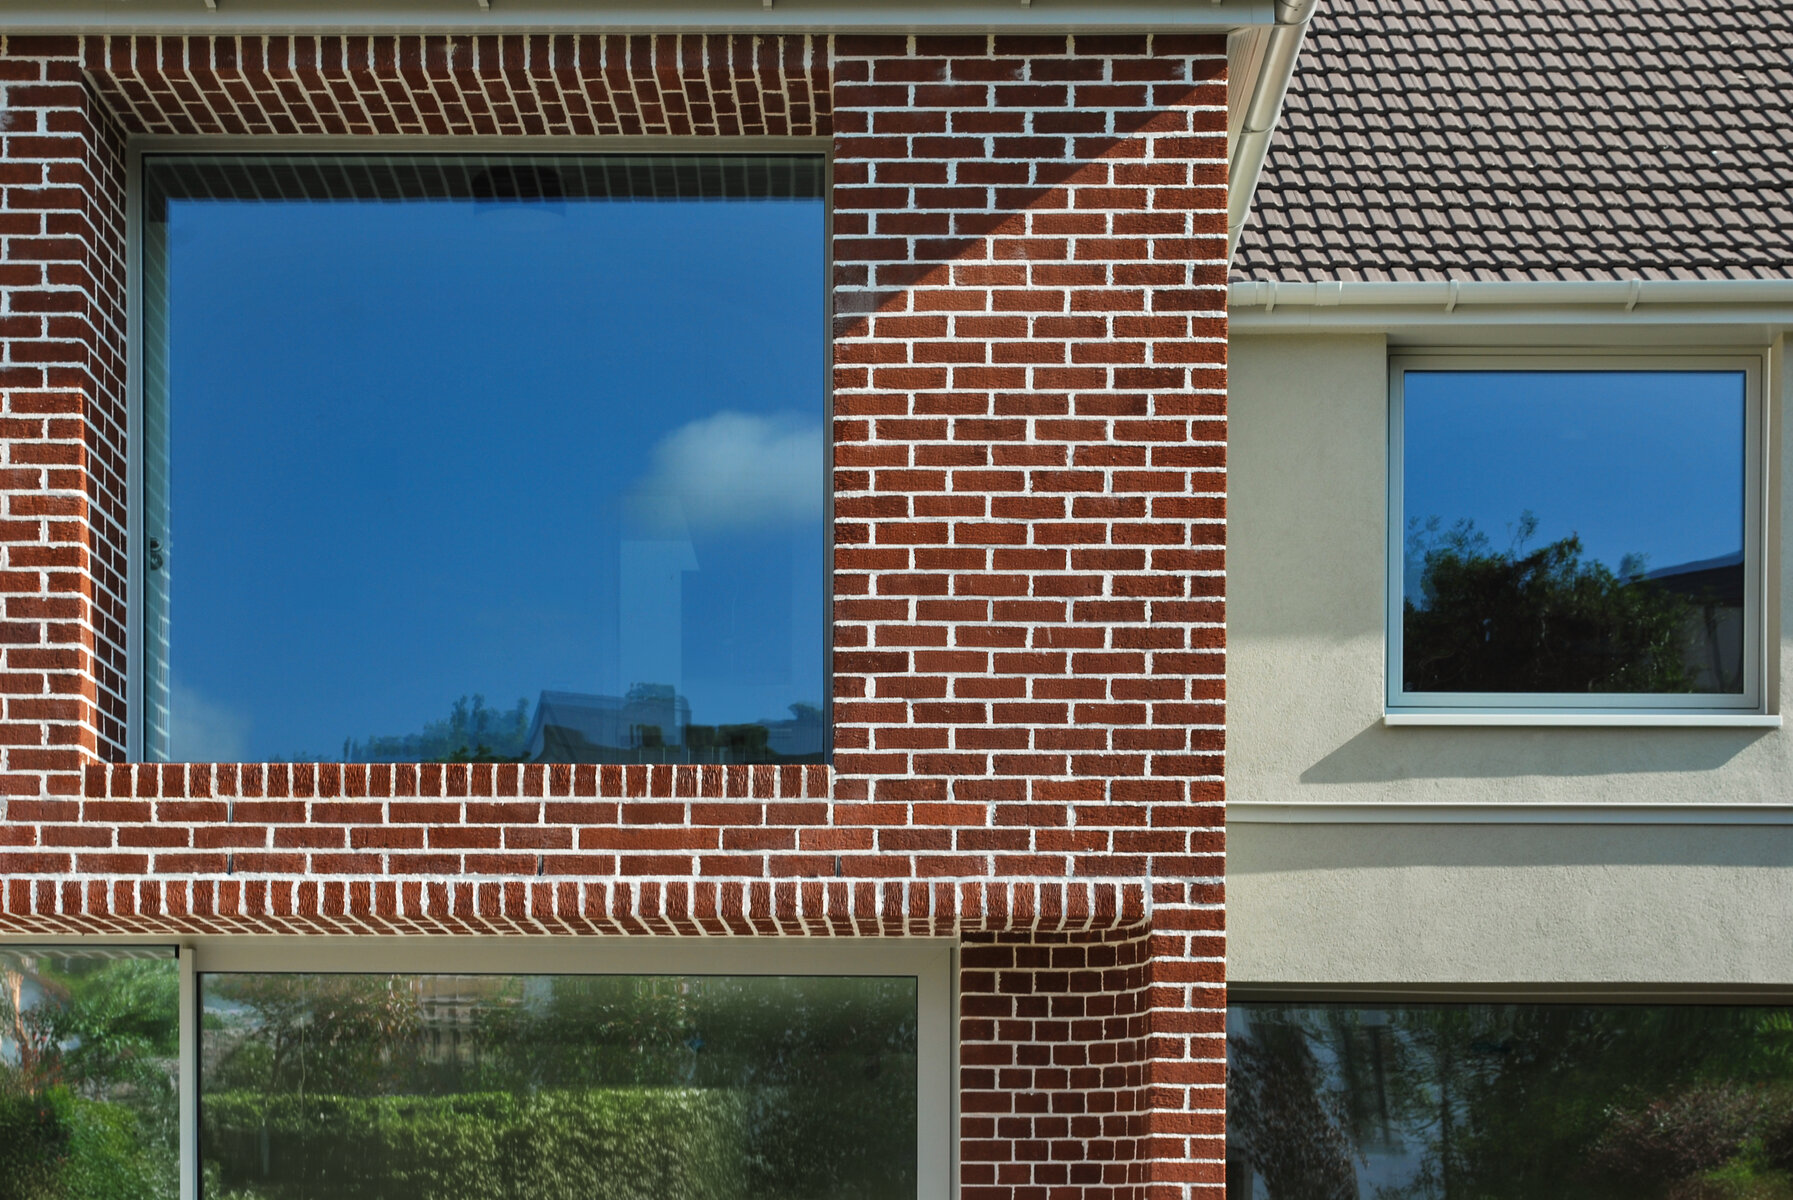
[763,704,825,758]
[1233,0,1793,282]
[524,687,693,762]
[522,689,827,762]
[1647,550,1746,608]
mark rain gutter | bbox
[1229,278,1793,329]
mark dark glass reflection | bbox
[1228,1002,1793,1200]
[200,972,917,1200]
[0,947,180,1200]
[1402,370,1746,695]
[142,155,827,764]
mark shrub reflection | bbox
[1228,1003,1793,1200]
[200,973,917,1200]
[0,949,180,1200]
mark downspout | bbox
[1227,0,1318,259]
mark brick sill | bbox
[89,761,832,801]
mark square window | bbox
[1388,355,1764,719]
[135,154,828,764]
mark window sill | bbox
[1230,801,1793,824]
[1383,711,1781,728]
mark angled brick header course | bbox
[85,34,832,137]
[0,31,1227,1199]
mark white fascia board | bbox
[1224,0,1314,257]
[1229,278,1793,331]
[1225,26,1271,147]
[0,0,1272,33]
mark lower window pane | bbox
[200,972,917,1200]
[0,947,181,1200]
[1229,1002,1793,1200]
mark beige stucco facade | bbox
[1227,328,1793,986]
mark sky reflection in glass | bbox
[1403,370,1744,589]
[145,156,825,763]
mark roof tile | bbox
[1234,0,1793,281]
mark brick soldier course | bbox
[0,31,1228,1199]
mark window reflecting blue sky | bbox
[1402,369,1745,599]
[153,157,825,762]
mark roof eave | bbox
[1228,278,1793,332]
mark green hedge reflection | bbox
[1228,1004,1793,1200]
[0,953,180,1200]
[201,973,916,1200]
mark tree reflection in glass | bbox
[200,972,918,1200]
[1227,1003,1793,1200]
[0,947,180,1200]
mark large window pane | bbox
[1400,369,1747,697]
[200,972,917,1200]
[1228,1001,1793,1200]
[0,947,180,1200]
[142,155,827,764]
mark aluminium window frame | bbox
[0,935,958,1200]
[123,134,837,764]
[1385,348,1773,725]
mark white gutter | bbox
[1225,0,1317,260]
[1229,278,1793,329]
[1231,279,1793,310]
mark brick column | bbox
[0,36,128,800]
[830,33,1227,1198]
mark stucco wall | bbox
[1227,330,1793,984]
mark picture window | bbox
[137,153,829,765]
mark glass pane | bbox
[142,155,827,764]
[1228,1002,1793,1200]
[200,972,917,1200]
[0,947,181,1200]
[1401,370,1746,695]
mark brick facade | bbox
[0,31,1227,1199]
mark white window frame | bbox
[1,936,956,1200]
[1386,350,1773,726]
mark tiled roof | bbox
[1232,0,1793,282]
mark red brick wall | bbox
[0,31,1227,1199]
[0,42,128,784]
